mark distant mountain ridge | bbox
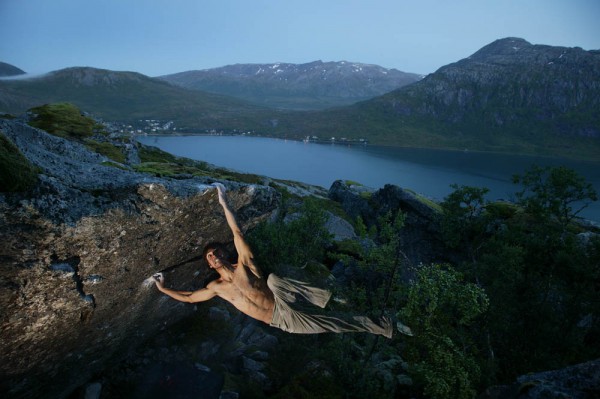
[159,60,422,110]
[0,62,26,77]
[0,66,269,129]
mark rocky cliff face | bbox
[0,119,280,398]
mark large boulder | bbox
[0,120,280,398]
[480,358,600,399]
[328,180,446,267]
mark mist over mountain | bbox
[159,61,422,110]
[0,62,26,77]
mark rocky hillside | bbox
[269,38,600,159]
[0,62,25,77]
[382,37,600,138]
[0,108,447,398]
[159,61,422,110]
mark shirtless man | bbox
[154,183,399,338]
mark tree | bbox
[401,264,489,399]
[441,184,490,263]
[513,165,597,227]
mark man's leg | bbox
[268,275,392,338]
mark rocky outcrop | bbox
[328,180,445,267]
[0,120,280,398]
[480,358,600,399]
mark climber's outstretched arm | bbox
[154,273,216,303]
[214,183,262,278]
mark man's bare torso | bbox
[208,261,275,324]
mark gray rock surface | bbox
[0,119,280,398]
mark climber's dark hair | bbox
[202,242,228,262]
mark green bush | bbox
[0,132,39,192]
[28,103,104,140]
[440,167,600,383]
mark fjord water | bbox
[137,135,600,222]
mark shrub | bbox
[401,264,489,399]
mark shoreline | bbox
[135,132,600,163]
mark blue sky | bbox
[1,0,599,76]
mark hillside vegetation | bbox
[0,130,39,192]
[241,170,599,398]
[0,67,272,131]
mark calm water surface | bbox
[137,135,600,222]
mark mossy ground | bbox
[28,103,105,140]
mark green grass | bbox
[101,161,130,170]
[25,103,128,163]
[344,180,364,186]
[137,144,179,164]
[0,131,40,192]
[135,145,266,184]
[84,139,126,163]
[405,188,443,213]
[133,162,210,177]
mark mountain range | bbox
[159,61,422,110]
[1,37,599,159]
